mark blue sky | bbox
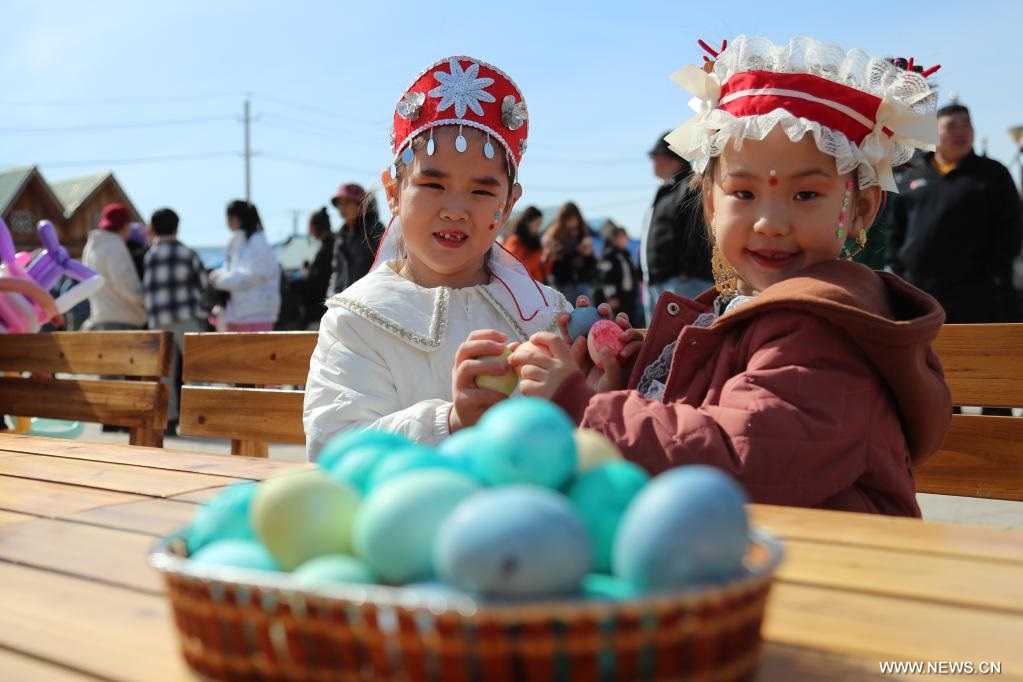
[3,0,1021,247]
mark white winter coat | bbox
[303,260,571,459]
[210,231,281,324]
[81,229,146,328]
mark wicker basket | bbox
[150,530,782,682]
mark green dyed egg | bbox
[292,554,377,586]
[353,469,480,584]
[582,573,641,601]
[251,470,362,571]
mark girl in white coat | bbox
[210,200,281,331]
[303,56,570,458]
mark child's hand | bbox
[508,332,583,400]
[449,330,511,433]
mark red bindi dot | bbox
[768,177,778,186]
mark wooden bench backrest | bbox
[0,331,172,447]
[916,324,1023,501]
[180,332,317,457]
[178,326,1023,502]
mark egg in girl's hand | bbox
[472,397,576,489]
[186,481,258,553]
[291,554,377,586]
[251,470,362,571]
[353,469,480,584]
[587,319,625,368]
[474,346,518,396]
[190,539,280,572]
[567,306,603,341]
[317,429,413,472]
[613,465,749,592]
[573,428,623,473]
[567,461,650,573]
[433,486,592,598]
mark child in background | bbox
[304,56,570,459]
[510,36,951,517]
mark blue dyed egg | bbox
[190,539,279,572]
[186,481,258,553]
[613,465,749,591]
[567,461,650,573]
[433,486,592,598]
[368,444,461,489]
[317,429,412,472]
[473,398,576,489]
[567,306,603,341]
[292,554,377,586]
[353,469,480,584]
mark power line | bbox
[31,150,239,168]
[0,92,243,107]
[0,114,235,134]
[261,118,383,147]
[261,152,380,176]
[252,92,383,128]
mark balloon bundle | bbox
[1,216,102,438]
[0,217,103,333]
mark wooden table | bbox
[1,432,1021,681]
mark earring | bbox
[836,180,853,239]
[711,243,738,298]
[841,228,869,261]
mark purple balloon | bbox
[26,220,98,288]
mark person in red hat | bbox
[81,202,146,331]
[326,182,384,296]
[510,35,952,517]
[303,56,573,459]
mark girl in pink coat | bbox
[510,36,952,517]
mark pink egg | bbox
[587,320,624,367]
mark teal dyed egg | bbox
[251,470,362,571]
[473,398,576,489]
[567,461,650,573]
[317,429,412,473]
[292,554,377,586]
[613,465,749,591]
[582,573,640,601]
[353,469,480,584]
[433,486,592,598]
[368,444,460,489]
[190,539,279,572]
[437,428,483,479]
[186,481,258,553]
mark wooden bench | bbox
[0,331,173,447]
[177,326,1023,502]
[916,323,1023,501]
[180,332,316,457]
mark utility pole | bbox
[243,98,252,202]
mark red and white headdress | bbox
[665,36,941,191]
[391,55,529,176]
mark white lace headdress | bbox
[665,36,941,191]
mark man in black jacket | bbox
[888,104,1023,323]
[640,133,712,321]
